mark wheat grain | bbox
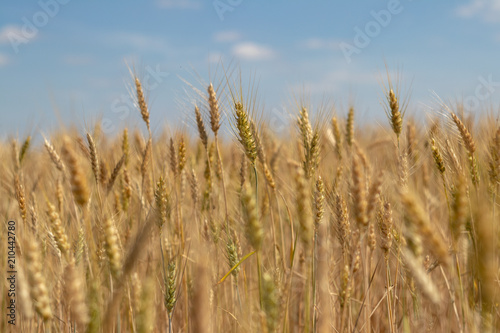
[208,83,221,135]
[62,136,89,207]
[87,132,100,184]
[135,76,150,131]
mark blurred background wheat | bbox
[1,70,500,332]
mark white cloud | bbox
[232,42,276,61]
[156,0,202,9]
[289,68,379,95]
[0,53,10,66]
[0,25,24,44]
[300,38,342,51]
[104,32,167,51]
[213,31,241,43]
[456,0,500,22]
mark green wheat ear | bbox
[235,102,257,165]
[165,261,177,315]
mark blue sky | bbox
[1,0,500,138]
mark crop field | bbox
[1,72,499,333]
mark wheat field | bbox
[1,72,499,333]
